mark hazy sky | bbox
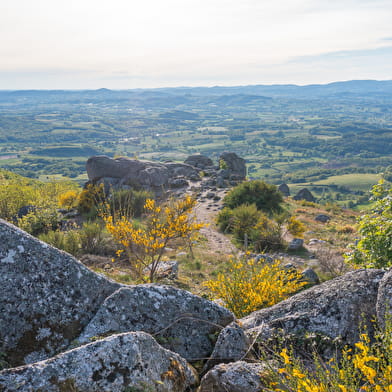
[1,0,392,89]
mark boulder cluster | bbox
[1,219,391,391]
[86,152,247,195]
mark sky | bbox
[1,0,392,89]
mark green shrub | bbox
[249,214,284,252]
[109,189,152,219]
[39,230,81,256]
[79,221,109,255]
[216,207,235,232]
[231,203,261,240]
[223,180,283,213]
[18,208,59,236]
[77,183,105,215]
[345,180,392,268]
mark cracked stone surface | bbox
[0,219,120,366]
[78,285,235,361]
[0,332,198,392]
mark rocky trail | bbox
[194,188,238,256]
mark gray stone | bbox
[293,188,316,203]
[219,152,246,180]
[204,322,250,371]
[288,238,304,251]
[144,259,179,279]
[77,285,235,361]
[301,268,320,285]
[86,156,199,193]
[315,214,331,223]
[377,268,392,329]
[168,178,189,188]
[210,270,385,365]
[0,332,198,392]
[278,183,290,197]
[184,154,214,169]
[0,219,119,367]
[241,269,385,346]
[199,361,269,392]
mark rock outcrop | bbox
[0,332,198,392]
[219,152,246,180]
[278,183,290,196]
[184,154,214,169]
[86,156,200,193]
[199,361,268,392]
[77,285,235,361]
[0,219,119,367]
[377,268,392,328]
[293,188,316,202]
[209,269,385,364]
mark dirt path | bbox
[194,190,238,256]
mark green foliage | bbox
[79,221,109,254]
[39,230,81,256]
[216,207,235,232]
[345,180,392,268]
[231,203,260,240]
[18,209,59,236]
[204,256,306,317]
[0,169,77,223]
[287,216,306,237]
[109,189,153,219]
[219,159,228,170]
[77,183,105,215]
[249,213,284,252]
[223,180,283,213]
[264,317,392,392]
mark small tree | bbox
[345,180,392,269]
[104,195,203,282]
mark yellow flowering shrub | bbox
[58,190,79,210]
[104,195,203,282]
[265,319,392,392]
[287,216,306,238]
[204,257,307,317]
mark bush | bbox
[77,183,105,215]
[18,208,59,236]
[39,230,81,256]
[223,180,283,213]
[79,221,109,255]
[216,207,235,232]
[104,196,204,283]
[204,256,306,317]
[231,203,261,240]
[249,214,284,252]
[58,190,79,210]
[264,318,392,392]
[287,216,306,237]
[109,189,152,219]
[345,180,392,268]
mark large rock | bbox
[0,219,119,367]
[211,270,385,364]
[377,268,392,329]
[278,183,290,197]
[293,188,316,203]
[184,154,214,169]
[199,361,268,392]
[77,285,235,361]
[219,152,246,179]
[204,322,250,371]
[86,156,199,192]
[0,332,198,392]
